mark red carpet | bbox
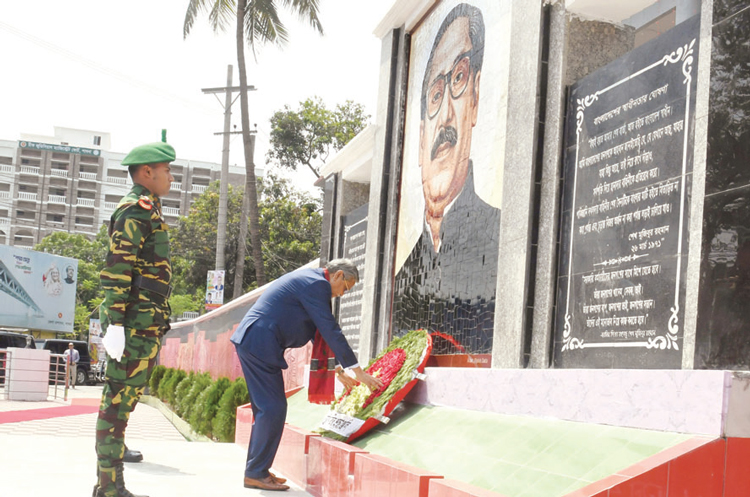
[0,405,99,424]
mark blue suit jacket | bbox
[230,268,358,370]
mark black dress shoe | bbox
[123,448,143,463]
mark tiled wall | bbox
[405,367,730,436]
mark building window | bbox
[93,136,102,146]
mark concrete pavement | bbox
[0,385,312,497]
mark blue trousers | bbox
[234,342,287,479]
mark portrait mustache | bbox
[430,125,458,160]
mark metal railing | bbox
[191,184,208,194]
[48,195,67,204]
[0,350,69,401]
[79,171,98,180]
[76,198,96,207]
[105,201,118,210]
[106,176,128,185]
[163,206,180,216]
[49,353,68,400]
[20,166,40,175]
[0,164,13,174]
[50,168,69,178]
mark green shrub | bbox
[212,377,250,443]
[148,365,167,395]
[157,368,176,402]
[173,372,196,417]
[179,372,213,421]
[161,369,187,407]
[189,377,231,438]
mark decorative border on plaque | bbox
[562,39,696,352]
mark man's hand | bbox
[350,366,384,391]
[102,325,126,362]
[335,368,359,393]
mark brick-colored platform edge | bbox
[352,453,443,497]
[234,388,303,447]
[725,437,750,495]
[273,424,320,488]
[235,402,253,447]
[429,479,508,497]
[563,436,727,497]
[307,436,367,497]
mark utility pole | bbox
[201,65,256,271]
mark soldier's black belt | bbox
[132,274,173,299]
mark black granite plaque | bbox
[694,4,750,369]
[554,16,700,368]
[338,203,368,355]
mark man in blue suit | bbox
[231,258,382,491]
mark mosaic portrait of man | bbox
[392,1,510,359]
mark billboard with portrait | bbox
[0,245,78,333]
[392,0,510,362]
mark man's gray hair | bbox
[326,259,359,282]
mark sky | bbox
[0,0,393,191]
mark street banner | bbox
[0,245,78,333]
[205,270,225,311]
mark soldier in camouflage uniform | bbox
[94,141,175,497]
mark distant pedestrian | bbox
[63,342,79,388]
[94,140,175,497]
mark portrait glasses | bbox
[426,52,473,119]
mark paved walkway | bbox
[0,385,312,497]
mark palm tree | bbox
[184,0,323,292]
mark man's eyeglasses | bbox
[426,52,474,120]
[343,279,353,293]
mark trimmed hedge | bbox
[157,368,177,400]
[189,377,231,438]
[173,372,197,417]
[212,377,250,442]
[178,372,213,421]
[161,369,187,406]
[147,366,247,442]
[149,365,167,394]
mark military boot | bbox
[114,463,148,497]
[93,464,148,497]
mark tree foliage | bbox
[170,174,322,299]
[267,97,370,177]
[184,0,326,290]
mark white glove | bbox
[102,325,126,362]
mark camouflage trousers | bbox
[95,327,161,496]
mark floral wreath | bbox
[317,329,432,442]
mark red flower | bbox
[337,348,407,410]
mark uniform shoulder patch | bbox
[137,196,153,211]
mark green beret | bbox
[121,142,176,166]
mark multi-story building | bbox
[0,127,245,247]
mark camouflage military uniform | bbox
[95,183,171,496]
